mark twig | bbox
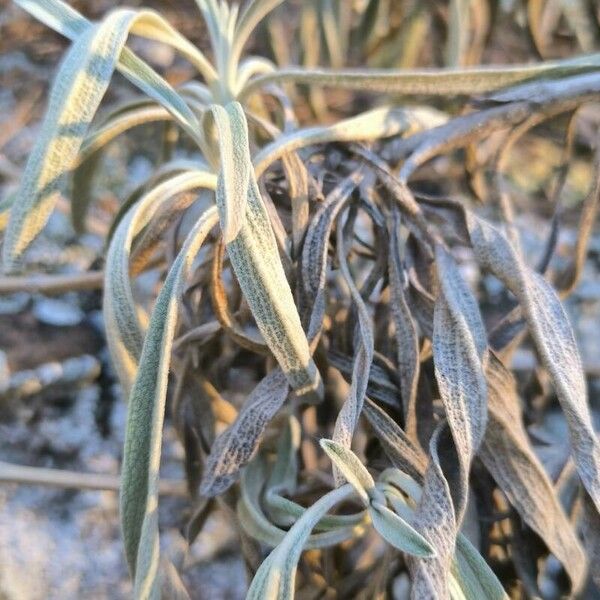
[0,461,187,496]
[0,271,103,295]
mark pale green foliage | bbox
[120,207,219,597]
[3,0,600,598]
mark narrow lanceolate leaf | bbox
[320,440,434,558]
[253,105,447,177]
[16,0,217,83]
[387,207,420,439]
[369,501,434,558]
[204,103,251,242]
[299,173,362,342]
[410,245,489,597]
[200,368,289,496]
[331,207,374,473]
[320,439,376,505]
[481,354,586,593]
[464,212,600,513]
[2,8,139,271]
[13,0,213,164]
[246,484,355,600]
[104,170,216,392]
[452,534,509,600]
[120,207,219,598]
[363,398,428,483]
[5,0,215,271]
[240,52,600,99]
[433,246,488,488]
[211,102,320,395]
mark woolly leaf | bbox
[120,207,219,595]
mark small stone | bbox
[0,293,29,315]
[33,297,84,327]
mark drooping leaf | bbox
[3,8,140,271]
[387,206,420,439]
[209,102,320,395]
[409,244,489,596]
[331,206,374,473]
[464,212,600,513]
[246,484,356,600]
[320,439,434,558]
[6,0,215,271]
[120,207,219,597]
[200,368,289,496]
[104,170,216,391]
[320,439,376,505]
[481,354,587,593]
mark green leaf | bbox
[211,101,321,395]
[14,0,212,157]
[5,0,215,271]
[321,440,434,559]
[16,0,217,83]
[204,103,252,242]
[246,484,356,600]
[369,500,434,558]
[241,52,600,99]
[452,535,509,600]
[120,207,219,597]
[3,8,139,271]
[320,439,375,505]
[237,454,366,549]
[104,170,216,392]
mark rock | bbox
[33,297,84,327]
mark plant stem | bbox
[0,271,103,295]
[0,461,186,496]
